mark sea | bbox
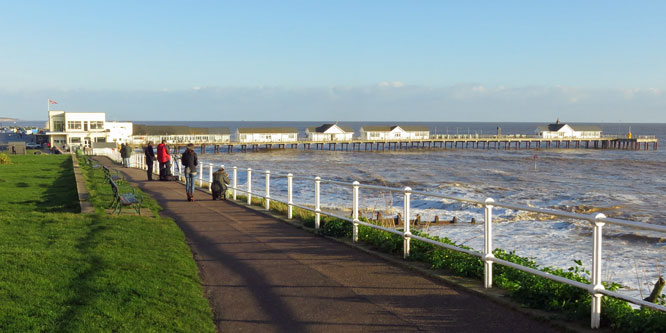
[18,120,666,299]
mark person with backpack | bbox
[181,144,198,202]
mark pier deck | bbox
[97,157,561,332]
[158,135,657,153]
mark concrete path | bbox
[97,157,560,332]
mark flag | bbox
[49,99,58,104]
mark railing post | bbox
[403,187,412,259]
[484,198,495,288]
[352,181,360,242]
[247,168,252,205]
[177,161,183,181]
[232,166,237,200]
[198,163,203,188]
[591,213,606,329]
[154,161,158,176]
[265,170,270,210]
[287,173,293,219]
[208,164,213,192]
[314,176,321,229]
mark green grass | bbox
[0,154,214,332]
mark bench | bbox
[109,179,142,215]
[103,165,123,183]
[85,155,101,169]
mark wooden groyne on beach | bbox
[159,135,658,153]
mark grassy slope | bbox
[0,155,214,332]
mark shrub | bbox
[0,153,11,165]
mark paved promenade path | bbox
[97,157,560,332]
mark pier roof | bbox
[537,124,601,132]
[237,127,298,134]
[361,125,429,132]
[133,125,230,135]
[307,124,354,133]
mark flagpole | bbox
[48,99,50,111]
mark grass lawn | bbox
[0,154,214,332]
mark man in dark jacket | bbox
[181,144,198,201]
[144,141,155,180]
[211,167,230,200]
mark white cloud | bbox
[3,84,666,122]
[378,81,405,88]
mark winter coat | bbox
[157,143,170,163]
[123,145,132,157]
[144,145,155,163]
[120,145,127,158]
[181,148,198,173]
[213,170,230,185]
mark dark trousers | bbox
[159,162,167,180]
[146,160,154,180]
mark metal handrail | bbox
[129,156,666,328]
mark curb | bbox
[71,155,94,214]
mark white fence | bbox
[129,154,666,329]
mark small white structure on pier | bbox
[237,127,298,143]
[306,124,354,141]
[359,125,430,140]
[132,125,231,144]
[536,120,602,139]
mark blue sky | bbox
[2,1,665,121]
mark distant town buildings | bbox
[536,119,602,139]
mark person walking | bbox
[120,143,127,167]
[181,143,198,202]
[123,143,133,167]
[157,139,171,181]
[144,141,156,180]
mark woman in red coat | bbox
[156,139,171,181]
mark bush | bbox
[0,153,11,165]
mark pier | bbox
[160,135,658,154]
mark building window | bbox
[70,137,81,144]
[53,121,65,132]
[67,121,82,130]
[90,121,104,129]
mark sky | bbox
[1,1,665,122]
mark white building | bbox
[536,120,602,139]
[132,125,230,144]
[236,128,298,143]
[46,111,108,148]
[46,110,134,149]
[305,124,354,141]
[359,125,430,140]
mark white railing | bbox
[129,155,666,328]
